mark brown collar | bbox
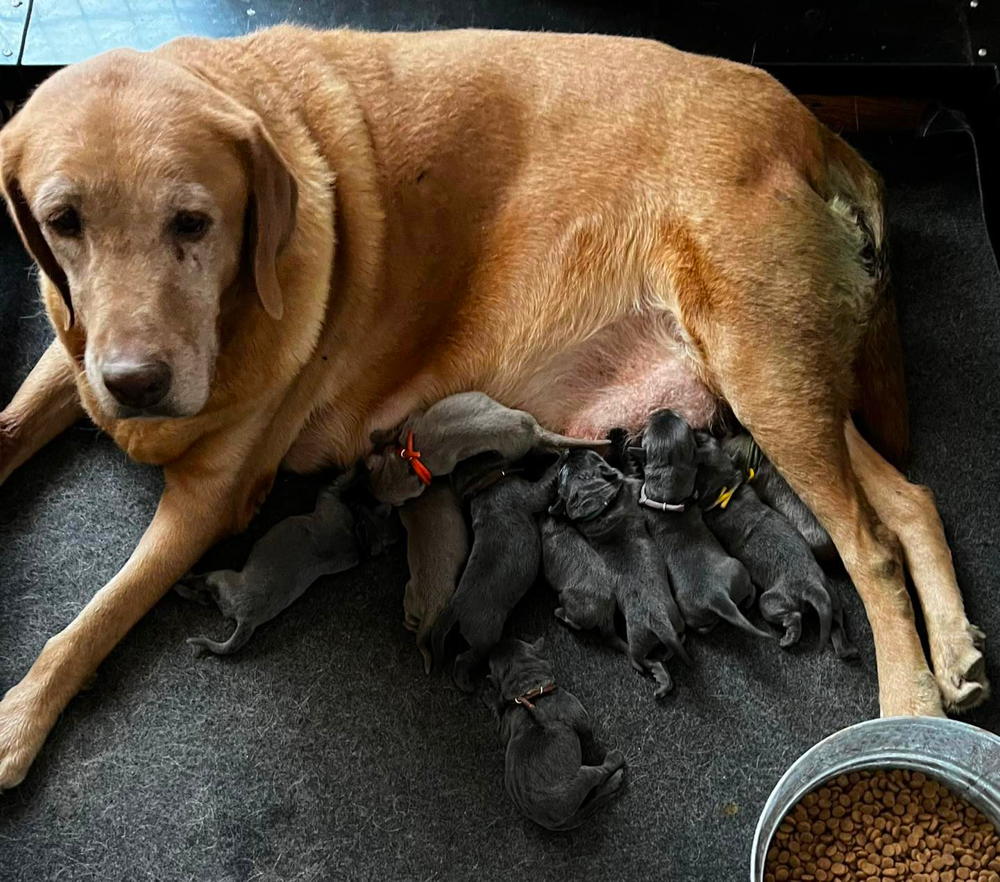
[512,682,557,712]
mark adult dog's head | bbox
[0,48,297,419]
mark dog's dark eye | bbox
[47,207,82,238]
[171,211,211,240]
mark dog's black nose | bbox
[102,360,172,410]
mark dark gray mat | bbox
[1,132,997,882]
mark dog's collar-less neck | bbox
[639,483,688,513]
[511,682,557,712]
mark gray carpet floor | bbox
[0,132,997,882]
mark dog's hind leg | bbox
[546,755,626,831]
[682,181,941,716]
[846,421,988,712]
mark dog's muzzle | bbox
[639,483,687,512]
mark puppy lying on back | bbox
[366,392,608,505]
[175,467,398,655]
[399,481,469,674]
[722,433,837,564]
[544,450,691,698]
[483,638,626,831]
[633,410,771,641]
[431,454,557,691]
[695,433,856,657]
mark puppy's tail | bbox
[187,621,254,657]
[654,623,693,668]
[710,595,774,642]
[429,603,458,677]
[805,583,834,651]
[535,428,612,451]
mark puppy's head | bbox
[0,48,297,420]
[694,431,741,502]
[487,637,548,692]
[639,409,698,505]
[550,449,622,522]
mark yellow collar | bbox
[706,481,740,511]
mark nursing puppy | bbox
[722,433,837,564]
[431,454,557,691]
[366,392,608,505]
[483,638,626,831]
[696,433,855,657]
[176,468,397,655]
[633,411,771,640]
[399,481,469,674]
[546,449,691,697]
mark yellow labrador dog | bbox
[0,26,987,789]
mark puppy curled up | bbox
[366,391,609,506]
[695,432,856,658]
[483,638,626,831]
[431,453,558,691]
[631,410,771,641]
[543,449,691,698]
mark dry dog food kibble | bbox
[765,769,1000,882]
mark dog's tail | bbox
[535,428,612,451]
[710,595,774,642]
[854,281,909,467]
[429,603,458,677]
[654,622,693,668]
[187,621,254,657]
[825,132,909,467]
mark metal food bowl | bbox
[750,716,1000,881]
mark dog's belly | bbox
[517,311,718,438]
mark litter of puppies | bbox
[176,394,856,830]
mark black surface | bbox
[2,0,990,68]
[0,131,998,881]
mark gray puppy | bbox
[482,638,626,831]
[722,432,837,564]
[431,454,557,691]
[544,449,692,698]
[696,432,855,657]
[399,481,469,674]
[366,392,608,505]
[633,410,772,640]
[176,469,397,655]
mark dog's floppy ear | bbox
[531,636,546,654]
[0,148,74,329]
[242,120,298,321]
[627,446,647,462]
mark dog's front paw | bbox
[0,683,53,790]
[934,621,989,714]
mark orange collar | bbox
[399,430,433,486]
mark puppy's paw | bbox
[604,749,626,772]
[778,612,803,649]
[934,622,989,714]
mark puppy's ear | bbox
[242,120,298,321]
[627,446,647,462]
[532,636,546,654]
[0,156,74,329]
